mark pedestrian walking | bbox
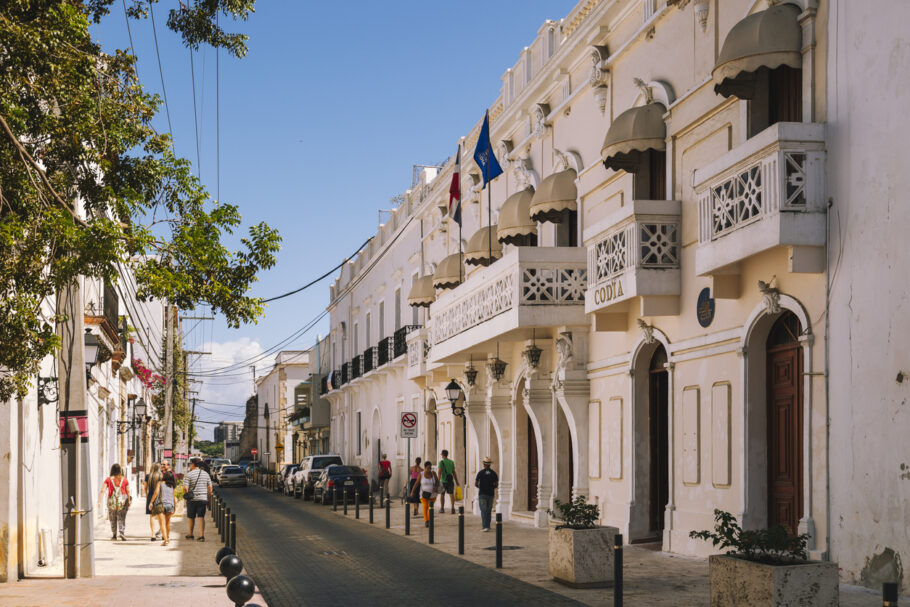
[437,449,459,514]
[183,457,212,541]
[98,463,131,541]
[160,471,177,544]
[408,457,422,516]
[475,456,498,532]
[148,467,169,546]
[410,461,439,527]
[378,453,392,501]
[144,462,162,540]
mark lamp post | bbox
[83,329,100,382]
[445,379,466,505]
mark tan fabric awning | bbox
[407,275,436,308]
[433,254,463,290]
[529,169,577,224]
[601,103,667,173]
[464,225,502,267]
[712,4,802,99]
[497,188,537,246]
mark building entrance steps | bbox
[327,493,898,607]
[0,496,268,606]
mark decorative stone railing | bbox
[406,327,429,380]
[583,200,681,320]
[427,247,587,363]
[694,122,826,275]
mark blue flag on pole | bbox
[473,110,502,186]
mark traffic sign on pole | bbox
[400,411,418,438]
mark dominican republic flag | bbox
[473,109,503,186]
[448,145,461,225]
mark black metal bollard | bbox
[369,491,374,524]
[458,506,464,555]
[405,496,410,536]
[215,498,221,533]
[343,489,349,515]
[614,533,623,607]
[355,490,360,519]
[385,497,390,529]
[229,513,236,552]
[223,507,230,543]
[429,505,434,544]
[884,582,899,606]
[495,513,503,569]
[333,489,337,512]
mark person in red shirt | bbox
[378,453,392,502]
[98,463,131,540]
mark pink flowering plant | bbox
[132,357,164,392]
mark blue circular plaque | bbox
[697,287,715,328]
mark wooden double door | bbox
[766,312,804,533]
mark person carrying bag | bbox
[410,461,439,528]
[98,463,131,541]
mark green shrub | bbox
[548,495,600,530]
[689,509,809,565]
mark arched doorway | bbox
[648,345,669,538]
[766,311,803,533]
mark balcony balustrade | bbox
[362,346,376,374]
[377,336,392,366]
[341,363,350,385]
[394,325,420,359]
[351,355,361,379]
[428,246,587,364]
[406,327,429,381]
[584,199,681,324]
[320,375,328,395]
[694,121,826,279]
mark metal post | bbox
[458,506,464,555]
[405,496,411,536]
[333,489,337,512]
[223,507,229,543]
[495,513,502,569]
[343,489,348,515]
[355,489,360,519]
[884,582,899,606]
[385,497,390,529]
[614,533,623,607]
[229,513,236,552]
[429,504,434,544]
[369,491,374,524]
[215,498,220,533]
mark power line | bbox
[148,1,174,146]
[262,238,371,303]
[121,0,139,81]
[189,48,201,177]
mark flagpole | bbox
[487,111,492,266]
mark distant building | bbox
[214,421,243,444]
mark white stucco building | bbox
[322,0,910,592]
[248,350,311,471]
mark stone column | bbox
[524,376,554,528]
[487,379,513,520]
[551,330,591,500]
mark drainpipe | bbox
[824,198,832,560]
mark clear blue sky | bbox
[95,1,578,437]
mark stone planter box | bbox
[548,525,619,588]
[709,554,839,606]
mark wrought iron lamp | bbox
[445,379,464,417]
[488,343,507,382]
[464,355,478,387]
[84,329,101,382]
[523,329,542,369]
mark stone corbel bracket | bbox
[588,45,610,88]
[533,103,552,138]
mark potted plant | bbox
[690,509,838,606]
[547,495,619,588]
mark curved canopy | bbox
[601,103,667,173]
[713,4,802,99]
[464,225,503,267]
[407,275,436,308]
[529,169,577,224]
[433,254,463,290]
[497,188,538,246]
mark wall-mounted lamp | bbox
[84,329,101,382]
[523,329,542,369]
[464,355,478,387]
[445,379,465,417]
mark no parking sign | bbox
[400,411,418,438]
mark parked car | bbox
[292,454,343,499]
[218,465,248,488]
[276,463,296,492]
[312,465,369,505]
[211,457,231,469]
[282,465,299,495]
[212,464,228,485]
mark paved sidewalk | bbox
[319,491,895,607]
[0,499,268,606]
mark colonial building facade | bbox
[325,0,909,591]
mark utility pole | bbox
[162,302,174,467]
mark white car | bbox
[283,465,299,495]
[292,454,343,499]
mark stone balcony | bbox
[427,246,587,364]
[406,326,429,383]
[693,122,826,284]
[583,199,681,329]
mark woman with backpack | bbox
[409,460,439,528]
[97,463,131,540]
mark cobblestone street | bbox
[222,486,892,607]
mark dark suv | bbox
[313,465,369,504]
[293,454,343,499]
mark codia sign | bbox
[591,278,624,306]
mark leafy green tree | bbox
[196,440,224,457]
[0,0,277,400]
